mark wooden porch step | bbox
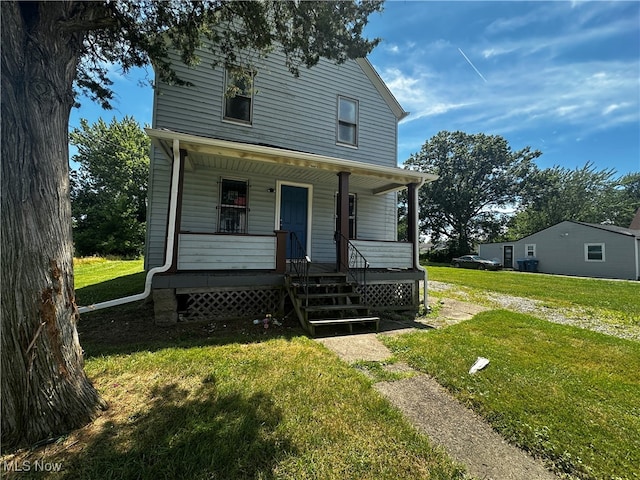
[307,316,380,335]
[289,273,348,283]
[306,272,346,277]
[304,304,368,313]
[309,316,380,325]
[304,292,359,299]
[291,282,355,289]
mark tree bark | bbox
[1,2,105,449]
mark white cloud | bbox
[482,46,517,59]
[486,7,548,34]
[377,66,472,122]
[480,10,638,62]
[385,44,400,54]
[376,46,637,138]
[554,105,580,117]
[369,1,638,168]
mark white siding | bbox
[356,191,397,241]
[180,166,217,233]
[153,48,398,167]
[147,43,405,270]
[145,148,172,268]
[178,234,276,270]
[351,241,412,269]
[148,160,401,268]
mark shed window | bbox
[337,96,358,146]
[218,178,248,233]
[585,243,605,262]
[224,70,253,124]
[525,244,536,257]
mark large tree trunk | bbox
[1,2,105,450]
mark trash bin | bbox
[516,259,525,272]
[528,259,539,273]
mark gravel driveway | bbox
[428,280,640,341]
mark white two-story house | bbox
[145,42,435,334]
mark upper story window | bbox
[337,96,358,147]
[224,69,253,125]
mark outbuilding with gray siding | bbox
[479,221,640,281]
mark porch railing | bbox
[336,232,370,303]
[177,233,276,270]
[289,232,310,305]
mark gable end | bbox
[355,58,409,121]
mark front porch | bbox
[146,129,433,332]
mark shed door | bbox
[280,185,308,258]
[504,246,514,269]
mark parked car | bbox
[451,255,502,270]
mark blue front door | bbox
[280,185,308,258]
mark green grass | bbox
[8,258,466,479]
[74,257,145,305]
[351,360,417,383]
[382,310,640,480]
[63,258,640,479]
[11,337,466,480]
[426,266,640,324]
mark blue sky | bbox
[70,1,640,176]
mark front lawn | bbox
[3,258,466,479]
[62,258,640,479]
[6,335,465,480]
[383,310,640,479]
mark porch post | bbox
[407,182,418,269]
[274,230,288,274]
[336,171,350,272]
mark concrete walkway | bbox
[315,301,559,480]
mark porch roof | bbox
[146,128,437,195]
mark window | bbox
[218,178,248,233]
[335,193,357,239]
[585,243,605,262]
[525,244,536,257]
[224,69,253,124]
[337,96,358,146]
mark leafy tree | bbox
[504,163,639,239]
[70,117,150,258]
[405,131,540,258]
[607,172,640,228]
[1,0,382,449]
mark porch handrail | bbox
[289,232,310,305]
[336,232,369,303]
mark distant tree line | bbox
[402,130,639,262]
[505,163,639,240]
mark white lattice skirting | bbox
[180,282,415,320]
[359,282,415,309]
[183,288,283,320]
